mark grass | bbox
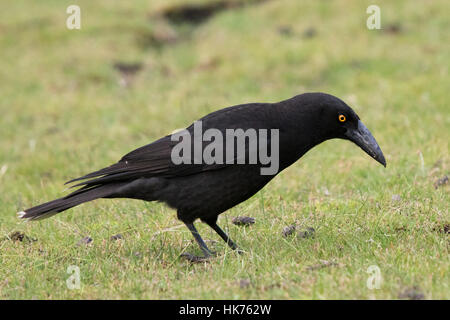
[0,0,448,299]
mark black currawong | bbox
[18,93,386,260]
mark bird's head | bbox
[294,93,386,167]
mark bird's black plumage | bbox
[19,93,386,259]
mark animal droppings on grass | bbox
[432,223,449,234]
[398,286,425,300]
[297,227,315,239]
[282,225,297,237]
[7,231,37,243]
[110,234,123,241]
[434,175,448,189]
[303,27,317,38]
[113,62,143,76]
[77,236,93,246]
[391,194,401,202]
[306,260,340,271]
[180,253,211,264]
[10,231,25,241]
[444,224,450,234]
[394,226,407,232]
[282,225,315,239]
[384,23,402,34]
[232,216,255,226]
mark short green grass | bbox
[0,0,448,299]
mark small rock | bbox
[77,236,93,246]
[434,175,448,189]
[110,234,123,241]
[391,194,401,201]
[232,216,255,226]
[398,286,425,300]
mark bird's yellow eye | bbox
[338,115,346,122]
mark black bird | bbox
[18,93,386,260]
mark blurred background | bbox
[0,0,448,299]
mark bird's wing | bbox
[67,103,278,187]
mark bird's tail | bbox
[18,184,122,221]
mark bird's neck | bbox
[275,107,332,172]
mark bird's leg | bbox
[181,222,213,262]
[207,222,243,254]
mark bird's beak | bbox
[345,120,386,167]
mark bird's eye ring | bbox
[338,115,346,122]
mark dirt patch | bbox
[162,1,229,25]
[159,0,269,25]
[306,260,341,271]
[398,286,425,300]
[113,62,143,87]
[239,279,251,288]
[113,62,143,75]
[136,25,179,49]
[384,23,402,34]
[140,0,270,49]
[195,56,221,71]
